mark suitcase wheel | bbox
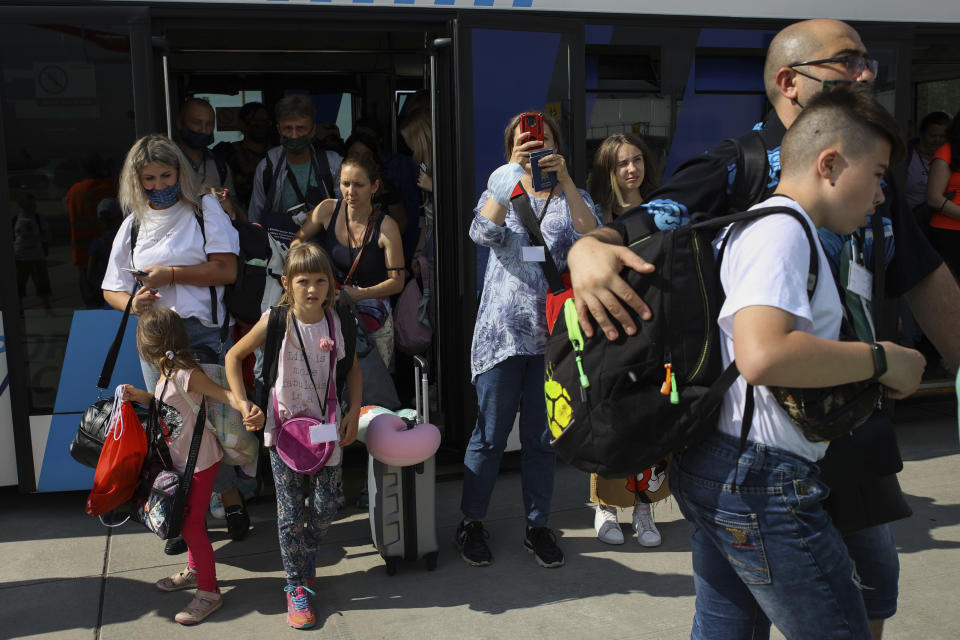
[385,556,399,576]
[425,551,438,571]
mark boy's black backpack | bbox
[259,301,358,413]
[545,205,818,477]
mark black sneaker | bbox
[456,520,492,567]
[225,503,250,541]
[164,535,187,555]
[523,526,564,568]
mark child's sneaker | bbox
[455,520,492,567]
[632,502,662,547]
[594,504,624,545]
[523,526,564,568]
[174,589,222,625]
[155,566,198,592]
[284,585,316,629]
[209,492,226,520]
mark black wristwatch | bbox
[870,343,887,380]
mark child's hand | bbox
[339,408,359,447]
[241,401,265,431]
[121,385,151,405]
[877,341,926,399]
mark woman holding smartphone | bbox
[101,134,249,548]
[455,112,597,569]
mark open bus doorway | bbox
[154,18,456,435]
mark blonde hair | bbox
[136,307,198,379]
[118,134,201,219]
[279,242,339,312]
[399,110,433,173]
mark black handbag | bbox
[70,287,139,468]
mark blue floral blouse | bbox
[470,188,597,381]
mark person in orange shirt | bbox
[925,111,960,276]
[67,154,118,305]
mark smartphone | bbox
[519,112,544,149]
[530,149,558,192]
[121,267,148,277]
[419,161,429,175]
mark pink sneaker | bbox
[284,585,316,629]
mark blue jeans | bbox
[461,355,555,528]
[671,432,872,640]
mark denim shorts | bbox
[671,431,872,640]
[843,524,899,620]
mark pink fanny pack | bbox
[273,309,339,475]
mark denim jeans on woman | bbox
[461,354,555,528]
[670,431,872,640]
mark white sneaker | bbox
[594,504,624,545]
[632,502,662,547]
[209,492,226,520]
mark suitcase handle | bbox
[413,355,429,424]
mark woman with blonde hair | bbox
[101,134,249,547]
[586,132,666,547]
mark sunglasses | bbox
[789,53,879,77]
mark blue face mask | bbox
[145,182,180,208]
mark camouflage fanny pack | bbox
[770,380,882,443]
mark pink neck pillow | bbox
[365,413,441,467]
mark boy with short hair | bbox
[670,87,926,639]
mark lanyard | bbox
[291,312,336,420]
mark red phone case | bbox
[519,112,544,147]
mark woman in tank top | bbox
[293,153,405,369]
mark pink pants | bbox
[183,461,219,592]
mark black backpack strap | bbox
[510,184,567,295]
[727,131,769,213]
[312,148,335,200]
[212,150,229,187]
[704,205,821,487]
[258,305,289,411]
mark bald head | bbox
[764,19,864,104]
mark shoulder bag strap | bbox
[343,203,379,287]
[98,283,138,391]
[290,310,337,422]
[510,183,566,295]
[178,397,207,497]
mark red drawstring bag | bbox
[86,394,148,516]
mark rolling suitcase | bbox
[368,355,439,575]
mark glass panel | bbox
[2,23,134,414]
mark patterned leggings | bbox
[269,448,340,587]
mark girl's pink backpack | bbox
[395,255,432,355]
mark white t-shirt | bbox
[266,309,347,466]
[102,194,240,328]
[713,195,842,462]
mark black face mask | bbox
[181,128,214,150]
[282,134,312,155]
[247,123,272,144]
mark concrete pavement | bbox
[1,399,958,639]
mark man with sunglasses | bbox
[568,17,960,639]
